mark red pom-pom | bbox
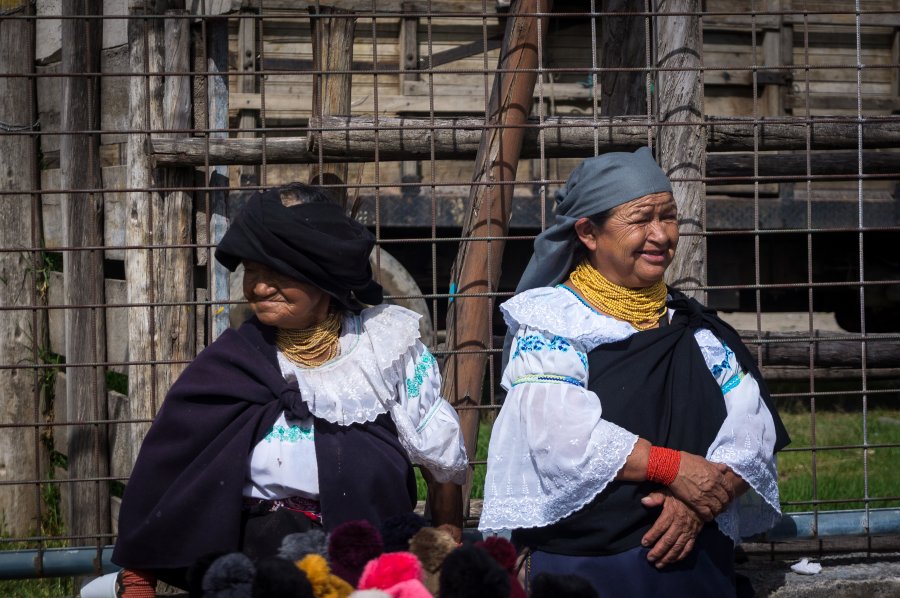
[475,536,518,572]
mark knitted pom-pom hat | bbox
[408,527,457,595]
[297,553,355,598]
[202,552,256,598]
[475,537,525,598]
[439,546,509,598]
[357,552,431,598]
[279,529,329,562]
[328,519,384,586]
[252,556,314,598]
[379,512,429,553]
[187,551,229,598]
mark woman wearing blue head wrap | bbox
[480,149,789,597]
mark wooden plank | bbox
[125,9,162,471]
[155,115,900,165]
[237,8,259,184]
[399,10,419,85]
[238,0,501,14]
[0,0,43,537]
[600,0,647,116]
[308,5,357,206]
[61,0,110,543]
[152,10,196,395]
[207,18,231,339]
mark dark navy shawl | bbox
[513,289,789,555]
[112,316,416,571]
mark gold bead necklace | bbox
[568,259,668,331]
[276,310,342,367]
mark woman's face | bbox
[575,192,679,288]
[242,260,332,329]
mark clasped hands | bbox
[641,452,737,569]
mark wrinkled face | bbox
[575,192,679,288]
[242,260,331,329]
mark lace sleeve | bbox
[694,329,783,542]
[480,326,638,532]
[385,341,469,485]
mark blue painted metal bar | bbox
[767,508,900,541]
[1,509,898,579]
[0,546,118,580]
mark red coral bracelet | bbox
[646,446,681,486]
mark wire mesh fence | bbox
[1,0,899,585]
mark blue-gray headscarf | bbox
[515,147,673,294]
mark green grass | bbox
[777,408,900,512]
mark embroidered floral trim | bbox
[406,349,437,399]
[721,370,745,395]
[264,423,314,443]
[510,373,585,388]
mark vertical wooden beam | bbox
[399,5,420,91]
[600,0,647,116]
[657,0,706,300]
[61,0,109,541]
[307,6,357,208]
[155,10,196,394]
[207,17,231,339]
[125,9,164,471]
[442,0,553,509]
[237,8,259,186]
[0,0,42,537]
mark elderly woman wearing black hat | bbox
[479,149,789,597]
[101,184,468,596]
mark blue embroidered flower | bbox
[710,344,735,378]
[512,334,575,361]
[264,424,314,443]
[406,349,437,399]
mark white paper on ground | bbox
[790,558,823,575]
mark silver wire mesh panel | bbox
[0,0,899,584]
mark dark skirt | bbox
[525,526,736,598]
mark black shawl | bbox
[112,316,416,570]
[513,289,789,555]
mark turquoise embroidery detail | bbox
[512,334,574,361]
[406,350,437,399]
[711,344,735,378]
[511,373,585,388]
[721,370,745,395]
[264,424,314,443]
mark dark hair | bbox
[275,182,336,207]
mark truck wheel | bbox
[372,248,435,347]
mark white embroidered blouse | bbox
[243,304,469,500]
[478,286,782,544]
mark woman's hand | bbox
[668,452,734,521]
[640,491,703,568]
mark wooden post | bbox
[656,0,706,299]
[237,8,259,186]
[307,6,357,208]
[125,10,164,470]
[442,0,553,507]
[600,0,647,116]
[0,0,43,537]
[154,10,196,394]
[207,17,231,340]
[61,0,110,541]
